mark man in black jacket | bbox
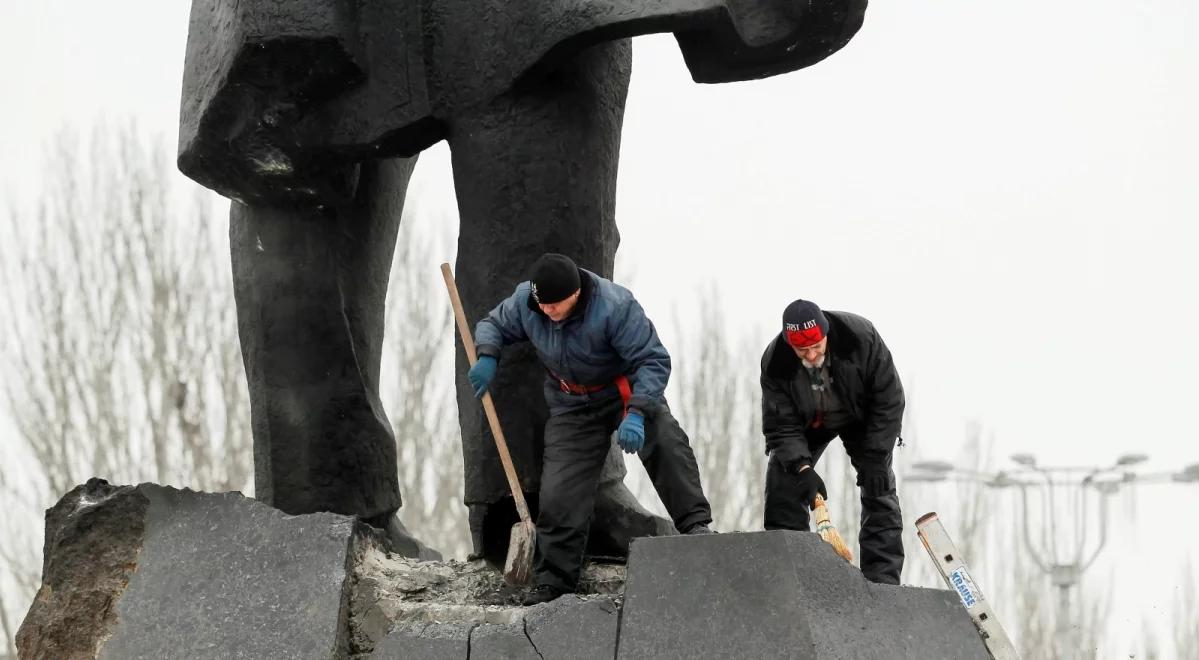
[760,299,905,584]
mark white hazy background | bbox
[2,0,1197,657]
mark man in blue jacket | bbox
[470,253,713,605]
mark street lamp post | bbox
[908,455,1198,660]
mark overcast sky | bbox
[2,0,1197,655]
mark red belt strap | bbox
[551,371,634,415]
[615,375,632,416]
[555,379,605,395]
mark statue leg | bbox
[447,39,673,564]
[229,157,437,558]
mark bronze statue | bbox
[177,0,867,560]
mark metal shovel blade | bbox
[502,521,536,586]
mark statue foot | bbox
[363,513,442,560]
[587,480,677,557]
[470,482,676,568]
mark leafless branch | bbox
[0,121,250,651]
[380,200,471,558]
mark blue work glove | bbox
[468,356,498,398]
[617,411,645,454]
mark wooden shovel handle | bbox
[440,263,533,526]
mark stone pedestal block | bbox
[617,531,989,660]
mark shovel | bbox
[441,263,536,586]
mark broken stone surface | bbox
[469,620,542,660]
[18,480,358,660]
[349,541,624,656]
[363,595,620,660]
[16,479,149,660]
[617,531,991,660]
[524,594,620,660]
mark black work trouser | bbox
[763,425,904,585]
[534,397,712,591]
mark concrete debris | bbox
[349,538,624,657]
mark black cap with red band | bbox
[782,299,828,348]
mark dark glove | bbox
[468,356,498,398]
[792,465,827,510]
[617,411,645,454]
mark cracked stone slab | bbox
[18,479,359,660]
[617,531,990,660]
[470,619,542,660]
[524,595,619,660]
[366,595,619,660]
[370,621,475,659]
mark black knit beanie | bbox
[529,253,581,304]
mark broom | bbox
[813,494,854,562]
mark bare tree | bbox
[1173,560,1199,660]
[997,534,1112,659]
[0,605,12,660]
[0,122,251,652]
[0,123,251,494]
[901,426,1124,657]
[0,489,28,659]
[1076,577,1112,659]
[899,421,1002,594]
[665,285,765,531]
[0,126,478,654]
[1138,627,1162,660]
[379,202,470,558]
[1004,524,1056,656]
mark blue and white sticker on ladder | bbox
[949,568,981,608]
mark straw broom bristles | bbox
[813,494,854,562]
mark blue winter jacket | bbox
[474,269,670,416]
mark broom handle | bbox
[441,263,533,526]
[813,494,831,524]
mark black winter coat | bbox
[760,311,904,467]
